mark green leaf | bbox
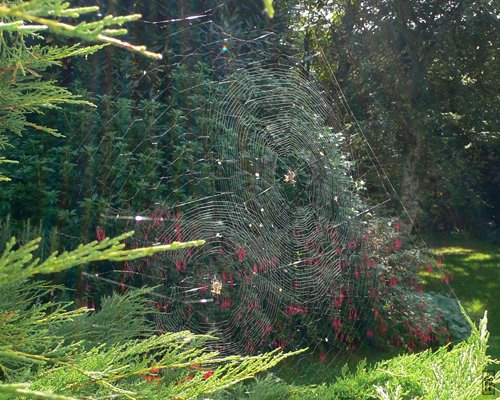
[263,0,274,18]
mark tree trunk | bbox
[395,0,427,234]
[400,122,423,234]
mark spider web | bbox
[69,15,463,373]
[106,65,372,357]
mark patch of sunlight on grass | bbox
[465,298,486,314]
[433,246,473,255]
[429,237,499,359]
[446,266,467,273]
[420,271,445,279]
[464,253,493,262]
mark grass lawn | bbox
[427,235,500,360]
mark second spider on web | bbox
[211,274,222,295]
[284,169,297,185]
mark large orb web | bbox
[111,66,375,360]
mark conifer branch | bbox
[0,383,78,400]
[0,2,162,59]
[0,231,205,286]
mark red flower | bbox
[180,374,194,383]
[408,341,415,352]
[332,318,342,330]
[237,247,246,262]
[203,370,214,379]
[175,259,186,272]
[175,222,182,241]
[319,352,327,362]
[221,299,232,309]
[389,277,398,287]
[334,292,344,308]
[96,227,105,241]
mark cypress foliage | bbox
[0,0,161,181]
[0,233,299,399]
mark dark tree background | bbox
[294,0,499,236]
[1,0,498,248]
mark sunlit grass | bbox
[433,246,474,255]
[467,298,486,314]
[429,237,500,360]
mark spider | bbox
[211,275,222,295]
[284,170,297,185]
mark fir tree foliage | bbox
[0,41,101,138]
[0,0,160,181]
[54,287,158,349]
[0,1,161,59]
[0,232,203,376]
[0,231,204,286]
[0,233,299,399]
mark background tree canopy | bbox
[1,0,497,242]
[296,0,498,236]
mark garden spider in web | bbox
[211,274,222,295]
[284,169,297,185]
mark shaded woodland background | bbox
[1,0,497,252]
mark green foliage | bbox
[0,232,203,377]
[0,233,299,399]
[0,40,101,144]
[216,311,499,399]
[0,0,161,181]
[263,0,275,18]
[18,332,298,400]
[295,0,499,234]
[53,287,158,348]
[0,230,204,286]
[0,1,161,59]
